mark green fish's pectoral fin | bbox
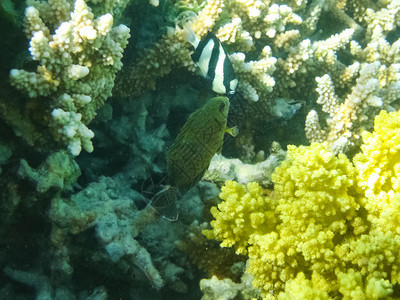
[225,126,239,137]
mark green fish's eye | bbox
[219,102,225,112]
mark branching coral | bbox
[305,61,400,153]
[204,110,400,298]
[305,2,400,153]
[8,0,130,155]
[115,0,224,97]
[116,0,298,104]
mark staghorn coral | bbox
[229,48,277,102]
[116,0,298,104]
[116,0,351,98]
[204,110,400,298]
[7,0,130,155]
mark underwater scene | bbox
[1,0,400,299]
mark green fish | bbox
[167,96,238,192]
[147,96,238,221]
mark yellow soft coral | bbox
[203,181,277,255]
[336,268,393,300]
[247,143,362,294]
[273,142,359,239]
[342,228,400,286]
[206,111,400,299]
[206,143,365,296]
[272,142,359,266]
[277,272,330,300]
[353,110,400,232]
[205,119,400,298]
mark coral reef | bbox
[18,150,81,192]
[204,110,400,298]
[305,61,400,153]
[1,0,400,299]
[116,0,400,155]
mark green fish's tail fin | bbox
[225,126,239,137]
[140,175,179,221]
[149,185,179,222]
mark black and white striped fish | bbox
[184,26,238,95]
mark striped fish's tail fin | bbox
[183,23,200,48]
